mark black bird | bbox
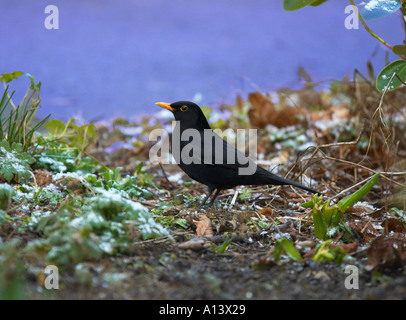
[156,101,320,207]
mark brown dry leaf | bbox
[216,222,233,234]
[235,94,244,111]
[229,217,238,230]
[366,236,403,271]
[248,92,275,128]
[159,177,176,190]
[35,169,52,186]
[275,102,302,128]
[384,218,406,233]
[248,92,301,128]
[340,242,358,254]
[248,92,302,128]
[193,214,214,237]
[238,223,249,233]
[346,202,375,216]
[348,219,379,243]
[252,257,277,270]
[257,207,273,217]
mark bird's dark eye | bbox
[180,105,188,112]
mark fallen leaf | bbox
[366,236,403,271]
[252,257,277,270]
[348,219,379,242]
[215,222,233,233]
[35,169,52,186]
[247,92,301,128]
[193,214,214,237]
[257,207,273,217]
[384,218,406,233]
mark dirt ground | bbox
[25,233,405,300]
[20,169,405,301]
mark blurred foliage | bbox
[284,0,406,92]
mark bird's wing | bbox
[177,130,257,174]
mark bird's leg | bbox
[198,188,216,209]
[208,188,221,207]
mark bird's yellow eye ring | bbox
[180,105,188,112]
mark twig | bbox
[5,199,28,214]
[327,175,374,201]
[320,154,406,188]
[361,217,372,234]
[159,162,176,189]
[228,190,239,210]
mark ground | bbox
[24,231,406,300]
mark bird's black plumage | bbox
[156,101,320,206]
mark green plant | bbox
[283,0,406,92]
[273,238,303,261]
[85,164,155,200]
[312,239,347,264]
[28,186,169,268]
[0,183,14,210]
[0,239,26,300]
[215,238,233,254]
[0,72,51,151]
[0,141,35,182]
[302,173,380,240]
[45,118,97,161]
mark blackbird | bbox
[156,101,321,206]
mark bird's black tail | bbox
[284,178,321,195]
[261,168,322,195]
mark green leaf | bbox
[392,45,406,56]
[389,208,406,224]
[310,0,328,6]
[26,73,41,90]
[283,0,319,11]
[274,238,303,261]
[301,193,323,208]
[0,184,14,210]
[215,238,233,254]
[0,141,35,182]
[322,200,339,227]
[312,239,346,264]
[45,119,66,136]
[312,205,328,240]
[0,71,24,83]
[337,173,380,215]
[376,60,406,92]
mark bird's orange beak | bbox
[155,102,175,112]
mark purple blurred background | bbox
[0,0,403,121]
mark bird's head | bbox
[155,101,210,130]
